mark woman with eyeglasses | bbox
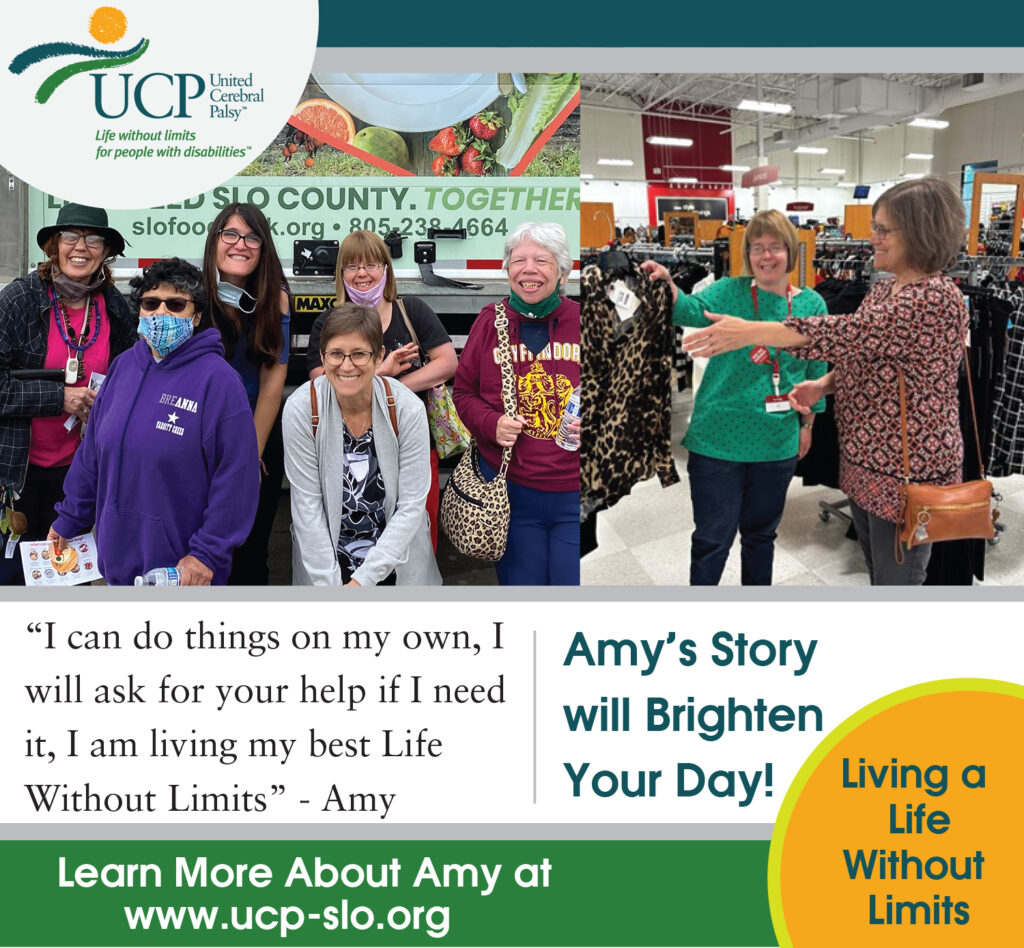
[453,221,581,586]
[202,203,292,585]
[641,209,829,586]
[306,230,458,551]
[0,204,137,585]
[672,178,970,586]
[48,258,259,585]
[284,303,440,586]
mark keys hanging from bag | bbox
[439,302,516,562]
[394,299,471,459]
[895,346,998,563]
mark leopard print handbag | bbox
[439,303,516,561]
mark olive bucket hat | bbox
[36,203,128,257]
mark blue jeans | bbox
[848,499,932,586]
[687,451,798,586]
[479,454,580,586]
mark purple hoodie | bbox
[53,329,259,585]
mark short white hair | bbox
[503,222,572,283]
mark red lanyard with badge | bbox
[748,280,792,414]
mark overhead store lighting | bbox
[597,158,634,166]
[905,153,934,160]
[794,146,828,155]
[736,99,792,114]
[720,164,751,172]
[836,182,859,188]
[580,173,594,179]
[908,118,949,129]
[819,168,846,175]
[902,172,926,180]
[646,136,693,147]
[669,177,699,184]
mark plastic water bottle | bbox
[134,567,180,586]
[555,386,581,451]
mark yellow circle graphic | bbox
[769,678,1024,946]
[88,6,128,44]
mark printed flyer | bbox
[1,3,1023,948]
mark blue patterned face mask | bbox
[138,314,194,356]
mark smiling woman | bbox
[203,203,292,585]
[306,229,459,552]
[49,258,259,586]
[641,209,830,587]
[284,303,441,586]
[453,221,581,586]
[0,204,136,586]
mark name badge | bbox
[765,395,791,414]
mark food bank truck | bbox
[24,72,581,380]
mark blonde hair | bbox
[334,230,398,302]
[742,209,799,275]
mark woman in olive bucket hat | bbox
[0,203,136,584]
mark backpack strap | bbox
[381,377,399,438]
[311,376,398,440]
[309,378,320,438]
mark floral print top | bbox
[786,274,968,522]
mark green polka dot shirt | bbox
[673,276,829,462]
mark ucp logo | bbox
[94,73,206,119]
[0,0,317,207]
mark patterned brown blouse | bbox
[785,274,968,522]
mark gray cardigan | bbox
[282,375,441,586]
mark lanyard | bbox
[750,280,793,393]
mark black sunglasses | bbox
[139,296,192,314]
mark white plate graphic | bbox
[312,73,498,131]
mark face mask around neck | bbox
[216,277,257,314]
[343,268,387,306]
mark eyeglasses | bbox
[219,228,263,250]
[323,349,374,367]
[870,222,898,237]
[342,262,385,277]
[749,244,787,257]
[139,296,193,314]
[59,231,105,249]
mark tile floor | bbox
[582,389,1024,587]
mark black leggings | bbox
[228,409,284,586]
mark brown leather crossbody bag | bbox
[895,347,997,562]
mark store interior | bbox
[580,72,1024,586]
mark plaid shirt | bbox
[0,271,136,494]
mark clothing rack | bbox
[621,243,715,265]
[948,253,1024,285]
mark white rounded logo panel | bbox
[0,1,317,207]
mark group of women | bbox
[644,175,971,586]
[0,204,581,587]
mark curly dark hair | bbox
[129,258,211,330]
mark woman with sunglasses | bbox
[0,203,136,585]
[306,230,458,550]
[202,203,292,585]
[49,258,259,585]
[285,303,440,586]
